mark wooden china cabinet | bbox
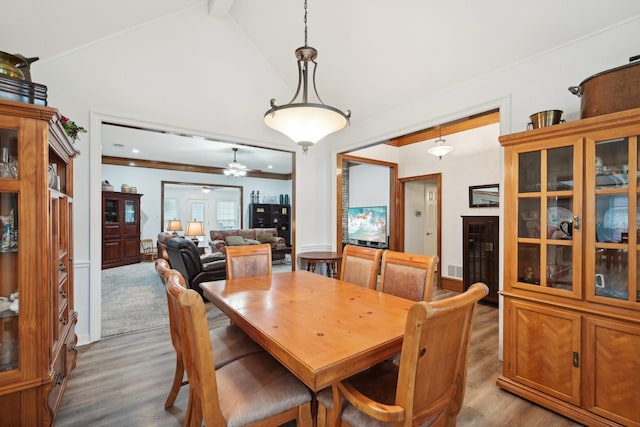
[0,100,80,425]
[101,191,142,269]
[497,107,640,427]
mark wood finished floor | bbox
[55,291,584,427]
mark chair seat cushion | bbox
[319,361,399,427]
[210,325,264,369]
[217,352,312,427]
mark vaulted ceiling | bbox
[3,0,640,170]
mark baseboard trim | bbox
[441,276,464,293]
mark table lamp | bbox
[184,220,204,243]
[167,219,183,235]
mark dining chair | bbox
[316,282,489,427]
[339,244,383,289]
[164,269,314,427]
[154,259,263,410]
[225,243,272,279]
[379,250,438,302]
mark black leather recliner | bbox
[166,237,226,299]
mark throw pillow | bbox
[256,233,275,244]
[245,239,261,245]
[225,235,246,246]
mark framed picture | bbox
[469,184,499,208]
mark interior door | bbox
[424,182,438,257]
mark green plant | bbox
[61,116,87,141]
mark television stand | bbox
[342,240,388,250]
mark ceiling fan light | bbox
[223,148,247,178]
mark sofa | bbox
[209,228,287,260]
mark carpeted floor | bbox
[101,260,293,337]
[101,262,223,337]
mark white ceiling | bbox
[4,0,640,173]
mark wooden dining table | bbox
[200,270,414,392]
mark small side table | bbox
[298,251,342,278]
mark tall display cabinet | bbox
[497,107,639,427]
[249,203,291,246]
[0,100,80,426]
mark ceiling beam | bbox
[208,0,235,18]
[386,109,500,147]
[102,156,292,180]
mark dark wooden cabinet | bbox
[102,191,142,269]
[249,203,291,246]
[462,216,499,304]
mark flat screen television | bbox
[347,206,387,244]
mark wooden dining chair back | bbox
[225,243,272,279]
[141,238,158,261]
[164,270,313,426]
[325,283,488,427]
[154,259,262,410]
[379,250,438,302]
[339,244,383,289]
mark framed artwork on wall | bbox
[469,184,499,208]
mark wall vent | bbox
[447,265,463,278]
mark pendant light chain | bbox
[304,0,308,47]
[264,0,350,153]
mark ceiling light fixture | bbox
[264,0,351,154]
[223,148,247,177]
[427,127,453,159]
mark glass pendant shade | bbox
[264,103,349,151]
[264,1,350,153]
[427,136,453,159]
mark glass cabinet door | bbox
[104,199,119,223]
[0,191,19,372]
[124,200,137,223]
[588,136,639,305]
[515,143,582,298]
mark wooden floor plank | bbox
[56,294,583,427]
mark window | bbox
[217,201,237,229]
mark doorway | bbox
[400,174,442,286]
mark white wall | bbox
[352,124,501,278]
[348,163,390,209]
[102,164,291,245]
[27,4,640,344]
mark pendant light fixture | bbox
[223,148,247,177]
[427,127,453,159]
[264,0,351,153]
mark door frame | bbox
[336,154,399,250]
[399,173,442,286]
